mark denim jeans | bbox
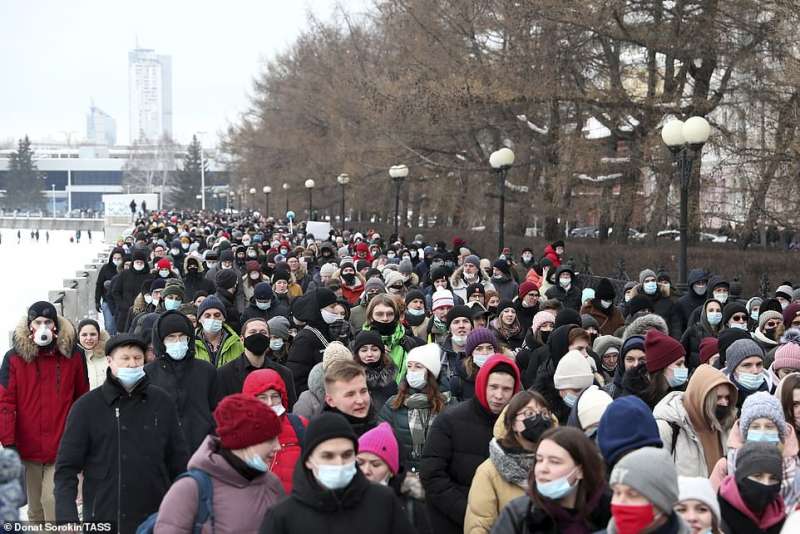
[101,300,117,335]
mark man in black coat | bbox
[544,265,582,311]
[182,255,215,302]
[675,269,709,334]
[145,311,218,454]
[95,247,124,334]
[260,412,413,534]
[286,288,338,394]
[216,317,296,408]
[54,334,188,533]
[213,268,242,333]
[420,355,521,534]
[111,247,153,332]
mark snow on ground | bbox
[0,230,108,355]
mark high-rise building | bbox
[128,48,173,143]
[86,103,117,146]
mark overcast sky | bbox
[0,0,368,147]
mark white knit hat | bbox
[407,343,442,379]
[383,269,405,288]
[677,476,720,526]
[320,263,337,277]
[553,350,594,391]
[432,289,454,311]
[322,341,353,370]
[577,385,613,432]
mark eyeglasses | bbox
[516,409,549,420]
[765,320,780,329]
[731,314,747,322]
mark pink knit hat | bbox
[358,422,399,475]
[774,342,800,371]
[531,310,556,334]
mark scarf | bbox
[405,392,440,461]
[365,361,397,390]
[491,317,522,342]
[488,438,534,488]
[365,322,407,384]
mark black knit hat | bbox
[595,278,615,300]
[430,266,449,283]
[446,305,474,328]
[735,441,782,485]
[352,330,384,357]
[492,259,510,276]
[466,283,485,297]
[272,268,291,284]
[105,334,147,357]
[722,302,747,326]
[627,295,653,317]
[215,269,238,290]
[405,289,425,306]
[301,412,358,462]
[760,298,783,316]
[158,311,194,340]
[555,308,581,329]
[28,301,58,325]
[315,288,338,310]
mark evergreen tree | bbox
[2,136,45,211]
[171,135,206,208]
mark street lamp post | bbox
[196,131,207,210]
[337,174,350,228]
[283,183,290,214]
[388,165,408,237]
[304,179,316,220]
[51,184,56,217]
[249,187,257,211]
[263,186,272,218]
[489,147,515,255]
[661,116,711,289]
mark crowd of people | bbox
[1,209,800,533]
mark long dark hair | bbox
[642,368,671,408]
[529,427,606,522]
[391,369,447,414]
[780,373,800,429]
[499,390,549,450]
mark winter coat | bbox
[542,244,562,268]
[259,464,414,534]
[491,277,519,303]
[194,323,245,368]
[111,265,153,332]
[240,302,285,324]
[675,269,709,333]
[680,301,720,369]
[488,319,526,353]
[334,270,366,305]
[95,247,123,309]
[292,362,325,419]
[182,256,216,302]
[527,325,579,423]
[449,359,477,402]
[580,301,625,336]
[84,330,110,390]
[717,475,786,534]
[544,266,582,311]
[154,435,285,534]
[637,288,682,339]
[145,311,219,454]
[0,316,89,463]
[212,290,242,334]
[449,265,494,303]
[364,362,399,409]
[54,372,188,533]
[492,491,613,534]
[286,291,336,393]
[420,357,521,534]
[216,353,296,410]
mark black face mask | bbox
[243,333,269,356]
[373,320,397,336]
[622,362,650,395]
[342,272,356,285]
[764,327,778,341]
[328,319,352,342]
[738,478,780,516]
[714,404,729,422]
[405,312,425,327]
[540,330,551,344]
[521,414,552,443]
[187,266,199,273]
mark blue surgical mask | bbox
[164,299,181,311]
[116,366,145,388]
[473,353,490,367]
[668,367,688,387]
[256,300,272,311]
[643,282,657,295]
[245,455,268,472]
[406,307,425,317]
[165,339,189,360]
[707,311,722,326]
[563,393,577,408]
[269,339,284,351]
[751,310,760,321]
[313,461,357,490]
[737,371,765,391]
[730,322,747,330]
[747,429,781,443]
[202,318,223,334]
[536,468,578,500]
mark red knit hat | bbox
[774,342,800,371]
[518,280,540,300]
[358,422,400,475]
[156,258,172,270]
[644,329,686,373]
[698,337,719,365]
[214,393,281,450]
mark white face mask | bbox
[271,403,286,417]
[406,369,427,389]
[144,294,153,305]
[33,325,54,347]
[559,277,571,289]
[600,299,613,309]
[321,309,341,324]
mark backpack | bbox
[287,413,306,443]
[136,469,215,534]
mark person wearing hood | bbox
[604,447,691,534]
[0,301,89,523]
[336,261,366,305]
[717,441,787,533]
[420,355,521,534]
[489,300,526,352]
[681,299,723,369]
[450,254,494,303]
[491,427,612,534]
[545,265,582,311]
[78,318,110,390]
[594,335,622,385]
[352,330,398,409]
[514,280,540,333]
[96,247,124,335]
[654,364,738,478]
[581,278,625,336]
[521,308,580,388]
[182,254,216,303]
[54,334,189,533]
[637,269,682,339]
[286,288,339,394]
[514,310,556,377]
[489,259,519,303]
[362,294,419,385]
[597,395,664,471]
[404,289,429,338]
[753,310,784,359]
[293,342,353,419]
[194,295,245,368]
[676,269,710,334]
[542,240,564,269]
[259,412,414,534]
[603,334,649,400]
[747,296,764,331]
[213,268,243,333]
[111,247,153,332]
[641,329,690,409]
[724,339,771,408]
[145,311,218,453]
[449,327,501,401]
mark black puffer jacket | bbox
[95,247,123,310]
[544,266,582,310]
[286,289,337,394]
[111,252,152,332]
[680,299,721,369]
[675,269,709,333]
[144,311,218,453]
[638,287,682,339]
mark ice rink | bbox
[0,229,108,355]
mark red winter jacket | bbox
[242,369,307,494]
[542,244,562,269]
[0,316,89,463]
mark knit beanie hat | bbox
[581,288,596,304]
[364,277,386,294]
[598,396,662,466]
[158,311,194,339]
[554,350,594,391]
[464,327,499,357]
[621,335,645,359]
[581,314,599,330]
[722,302,747,326]
[430,266,449,282]
[639,269,657,284]
[432,289,455,311]
[156,258,172,270]
[518,280,539,300]
[271,268,291,284]
[358,422,399,475]
[698,337,719,365]
[214,393,281,450]
[198,295,227,319]
[322,341,353,370]
[776,285,794,302]
[215,269,239,290]
[783,303,800,328]
[593,336,622,357]
[595,278,615,300]
[266,317,289,341]
[446,305,473,328]
[27,300,58,327]
[406,343,442,378]
[644,329,686,373]
[774,334,800,372]
[405,289,425,306]
[725,338,764,374]
[320,263,337,278]
[150,278,167,292]
[758,310,783,331]
[463,255,481,269]
[627,295,653,317]
[576,385,613,432]
[531,311,556,334]
[735,441,783,485]
[760,298,783,316]
[610,447,678,514]
[352,330,384,358]
[254,282,274,301]
[162,279,185,301]
[740,391,788,440]
[678,477,720,526]
[301,412,358,462]
[245,260,260,273]
[493,259,511,276]
[383,270,405,289]
[717,329,751,367]
[555,308,582,329]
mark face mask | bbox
[643,281,657,295]
[387,252,396,259]
[611,503,655,534]
[713,291,728,304]
[668,367,688,387]
[133,262,145,272]
[32,325,54,347]
[559,278,571,289]
[250,272,261,280]
[706,311,722,326]
[410,250,417,258]
[563,393,577,408]
[451,334,467,346]
[536,468,577,500]
[165,339,189,360]
[738,478,781,516]
[222,262,233,270]
[159,269,170,278]
[540,330,550,344]
[624,294,632,303]
[181,243,190,250]
[342,272,356,284]
[751,310,760,321]
[747,429,780,443]
[112,259,123,267]
[600,299,613,309]
[244,333,270,355]
[521,414,552,443]
[271,403,286,417]
[714,405,729,421]
[406,369,427,390]
[245,455,268,472]
[144,294,153,305]
[206,261,218,270]
[279,248,288,255]
[164,299,181,311]
[473,353,490,367]
[313,461,357,490]
[406,307,425,317]
[202,318,223,334]
[269,339,284,351]
[522,254,533,263]
[737,371,765,390]
[187,266,199,273]
[256,300,271,310]
[693,284,707,296]
[764,327,778,340]
[171,248,180,256]
[730,322,747,330]
[781,301,789,310]
[247,251,258,258]
[116,366,145,388]
[373,320,397,336]
[321,309,341,325]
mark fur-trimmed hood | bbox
[450,264,490,290]
[622,313,668,341]
[83,329,110,359]
[12,315,77,362]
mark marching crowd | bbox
[2,209,800,534]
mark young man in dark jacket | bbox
[95,247,124,335]
[544,265,582,311]
[111,247,153,332]
[420,355,521,534]
[259,412,414,534]
[54,334,188,532]
[675,269,709,334]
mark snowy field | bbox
[0,230,109,355]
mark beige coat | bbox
[84,330,110,390]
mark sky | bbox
[0,0,369,147]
